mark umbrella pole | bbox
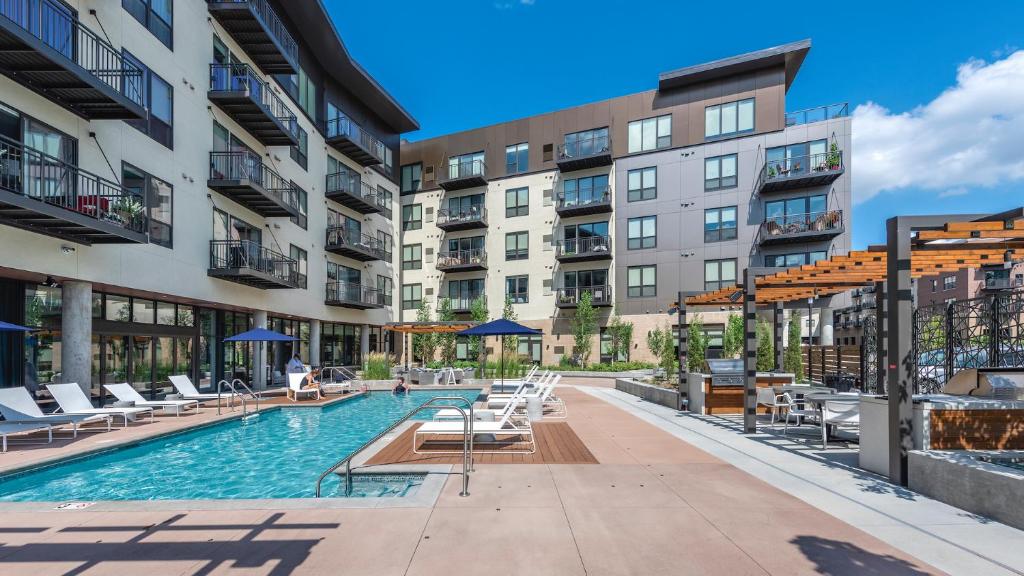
[501,335,505,388]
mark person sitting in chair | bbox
[301,368,322,396]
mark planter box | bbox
[615,378,679,410]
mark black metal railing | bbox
[325,225,386,258]
[556,286,612,306]
[325,168,383,208]
[757,150,844,193]
[785,103,849,127]
[325,115,385,161]
[558,135,611,160]
[761,210,843,239]
[437,248,487,269]
[326,281,384,306]
[557,186,611,209]
[0,0,145,106]
[209,240,299,285]
[209,63,298,136]
[445,294,485,312]
[442,159,486,181]
[206,0,297,66]
[0,134,148,233]
[209,151,299,209]
[437,206,487,226]
[556,235,611,257]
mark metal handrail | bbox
[206,0,298,67]
[209,150,299,210]
[558,134,611,160]
[437,248,487,269]
[556,235,611,257]
[215,378,260,417]
[209,63,298,136]
[209,239,301,286]
[325,225,386,257]
[315,396,475,497]
[557,285,612,305]
[326,281,384,306]
[437,206,487,226]
[322,366,357,383]
[557,186,611,209]
[325,115,385,161]
[441,159,486,181]
[761,209,844,237]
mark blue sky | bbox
[326,0,1024,248]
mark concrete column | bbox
[253,310,268,390]
[60,281,92,396]
[742,268,757,434]
[886,217,914,486]
[309,319,321,367]
[819,307,834,346]
[360,324,370,367]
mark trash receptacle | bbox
[526,396,543,421]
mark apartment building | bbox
[0,0,416,400]
[399,40,852,364]
[917,263,1024,308]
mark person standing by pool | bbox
[393,377,408,395]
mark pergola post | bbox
[886,217,914,486]
[773,302,784,371]
[743,268,757,433]
[875,281,887,394]
[677,291,688,411]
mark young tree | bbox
[571,291,597,366]
[501,295,518,355]
[606,308,634,362]
[412,300,435,364]
[784,312,805,381]
[686,314,709,372]
[722,313,744,359]
[436,297,456,365]
[756,319,775,371]
[646,323,676,378]
[469,295,489,367]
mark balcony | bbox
[436,207,488,232]
[983,275,1023,291]
[324,226,386,262]
[438,160,487,191]
[556,135,612,172]
[208,151,300,218]
[555,236,612,263]
[208,63,299,146]
[437,249,487,272]
[325,168,383,214]
[758,210,844,246]
[556,187,612,218]
[325,115,385,167]
[0,0,146,119]
[556,286,613,309]
[446,295,484,314]
[208,240,303,289]
[325,281,385,309]
[756,150,845,196]
[206,0,298,74]
[0,135,149,245]
[785,103,849,127]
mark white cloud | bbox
[494,0,535,8]
[852,50,1024,204]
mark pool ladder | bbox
[216,378,261,420]
[314,397,475,498]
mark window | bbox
[518,334,542,364]
[766,140,827,177]
[627,167,656,201]
[377,275,393,306]
[506,232,529,260]
[931,279,938,293]
[704,154,737,191]
[944,276,957,290]
[506,276,528,304]
[122,163,172,248]
[402,204,422,231]
[563,127,609,158]
[124,0,172,49]
[564,270,609,293]
[378,186,393,220]
[600,327,628,363]
[447,235,485,254]
[402,284,422,310]
[377,230,393,260]
[289,245,307,289]
[627,216,656,250]
[627,115,671,153]
[505,187,528,217]
[448,151,485,178]
[563,175,609,206]
[627,266,656,298]
[705,98,754,139]
[401,163,422,193]
[704,259,737,291]
[765,195,827,227]
[290,183,307,229]
[704,207,737,243]
[563,222,609,253]
[279,67,316,121]
[506,142,528,174]
[290,126,308,170]
[124,51,172,148]
[402,244,422,270]
[446,194,485,217]
[328,261,360,285]
[448,279,484,307]
[764,251,827,268]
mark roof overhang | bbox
[658,39,811,93]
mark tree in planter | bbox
[469,295,489,368]
[826,140,842,170]
[756,319,775,371]
[570,291,596,366]
[646,323,676,379]
[784,312,805,381]
[722,313,744,359]
[436,297,456,366]
[501,295,519,357]
[686,313,709,372]
[606,307,633,362]
[412,300,435,364]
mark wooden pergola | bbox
[385,322,479,371]
[677,208,1024,486]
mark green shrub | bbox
[363,352,392,380]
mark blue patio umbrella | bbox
[459,319,541,385]
[0,320,34,332]
[224,328,298,388]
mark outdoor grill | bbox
[704,358,745,386]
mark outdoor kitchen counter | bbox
[686,372,795,415]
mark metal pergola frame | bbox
[681,208,1024,486]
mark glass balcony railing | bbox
[761,210,843,239]
[556,235,612,258]
[556,286,612,307]
[558,135,611,161]
[784,103,849,127]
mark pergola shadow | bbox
[790,535,934,575]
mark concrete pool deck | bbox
[0,382,969,575]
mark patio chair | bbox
[169,374,240,405]
[779,393,817,435]
[820,400,860,450]
[1,422,52,452]
[756,387,788,426]
[103,383,200,416]
[416,391,535,454]
[287,372,320,401]
[46,383,154,428]
[0,387,112,437]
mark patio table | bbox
[804,393,861,442]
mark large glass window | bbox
[563,269,608,290]
[765,194,827,227]
[122,162,172,248]
[765,139,828,177]
[627,216,656,249]
[289,245,307,288]
[627,167,656,201]
[505,142,528,174]
[402,204,422,231]
[564,222,609,247]
[124,0,172,48]
[704,154,737,191]
[518,334,542,364]
[627,266,656,298]
[402,244,422,270]
[124,51,173,148]
[447,279,485,305]
[401,163,422,193]
[563,175,609,206]
[505,232,529,260]
[563,127,609,157]
[704,207,737,243]
[627,115,671,153]
[764,251,827,268]
[704,259,737,291]
[705,98,754,139]
[506,275,528,304]
[447,194,485,216]
[447,235,485,253]
[290,126,308,170]
[505,187,528,217]
[448,151,485,178]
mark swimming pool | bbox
[0,390,480,501]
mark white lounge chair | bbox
[1,422,52,452]
[820,400,860,450]
[287,372,320,401]
[47,383,154,428]
[490,366,541,393]
[415,394,534,454]
[103,383,199,416]
[0,387,112,437]
[434,386,528,421]
[169,374,240,405]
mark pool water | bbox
[0,390,479,501]
[330,473,426,498]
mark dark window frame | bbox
[402,204,422,231]
[704,154,738,191]
[506,275,529,304]
[627,265,656,298]
[401,284,422,310]
[123,0,172,50]
[627,166,656,202]
[401,244,422,271]
[704,259,737,292]
[505,231,529,261]
[505,186,529,218]
[401,163,422,194]
[703,206,737,243]
[122,161,172,248]
[626,216,656,250]
[123,50,173,149]
[505,142,528,175]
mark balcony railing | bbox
[325,115,385,166]
[759,210,844,245]
[326,281,385,309]
[983,276,1023,290]
[206,0,298,74]
[325,225,386,261]
[437,249,487,271]
[785,103,849,127]
[208,240,301,289]
[437,206,488,230]
[325,168,384,214]
[0,0,145,118]
[0,134,149,243]
[438,159,487,191]
[556,186,612,216]
[557,135,612,172]
[756,150,844,195]
[208,63,298,145]
[444,295,485,313]
[556,286,613,308]
[208,151,300,217]
[556,235,612,261]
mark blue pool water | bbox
[0,390,479,501]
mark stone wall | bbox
[614,378,680,410]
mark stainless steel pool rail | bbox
[314,396,475,498]
[216,378,261,418]
[321,365,357,383]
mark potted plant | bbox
[113,197,145,230]
[826,141,842,170]
[767,166,777,179]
